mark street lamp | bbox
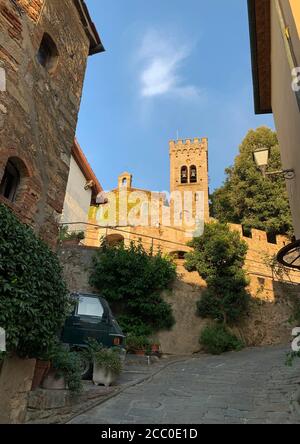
[252,147,270,177]
[253,147,295,180]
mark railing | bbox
[59,221,192,256]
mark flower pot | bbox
[151,344,160,353]
[31,360,50,391]
[93,363,118,387]
[134,349,146,356]
[62,239,79,246]
[41,369,67,390]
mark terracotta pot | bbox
[62,239,79,246]
[134,349,146,356]
[41,369,67,390]
[151,344,160,353]
[31,360,50,391]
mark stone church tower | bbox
[169,138,210,224]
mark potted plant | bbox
[42,345,82,394]
[86,339,122,387]
[59,226,85,246]
[126,335,150,356]
[149,339,161,354]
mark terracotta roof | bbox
[248,0,272,114]
[74,0,105,55]
[72,139,103,202]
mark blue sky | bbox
[76,0,274,193]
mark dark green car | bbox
[61,292,125,378]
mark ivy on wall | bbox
[0,204,70,358]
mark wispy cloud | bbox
[138,30,201,100]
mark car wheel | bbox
[77,351,93,380]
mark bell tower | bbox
[169,138,209,223]
[118,172,132,189]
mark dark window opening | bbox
[181,166,188,184]
[267,232,277,245]
[242,226,252,238]
[0,161,20,202]
[37,33,59,74]
[190,165,197,183]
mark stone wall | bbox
[0,0,92,246]
[0,356,36,424]
[58,240,300,355]
[158,261,298,355]
[58,244,98,294]
[84,221,300,300]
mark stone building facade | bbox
[0,0,104,246]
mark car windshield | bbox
[77,296,104,318]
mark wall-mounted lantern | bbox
[253,147,295,180]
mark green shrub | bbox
[197,287,250,325]
[126,335,150,352]
[117,315,153,337]
[50,344,82,394]
[200,324,244,355]
[0,204,70,358]
[186,222,250,325]
[90,242,176,334]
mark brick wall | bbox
[0,0,91,246]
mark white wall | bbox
[61,156,92,229]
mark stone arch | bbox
[0,150,42,223]
[105,233,125,247]
[0,156,31,203]
[170,250,188,260]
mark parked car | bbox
[61,292,125,379]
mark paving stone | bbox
[68,345,300,424]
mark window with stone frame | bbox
[37,33,59,74]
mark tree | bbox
[185,222,250,325]
[211,127,293,237]
[0,204,70,358]
[89,241,177,335]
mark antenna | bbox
[176,129,179,141]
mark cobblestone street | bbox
[69,345,300,424]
